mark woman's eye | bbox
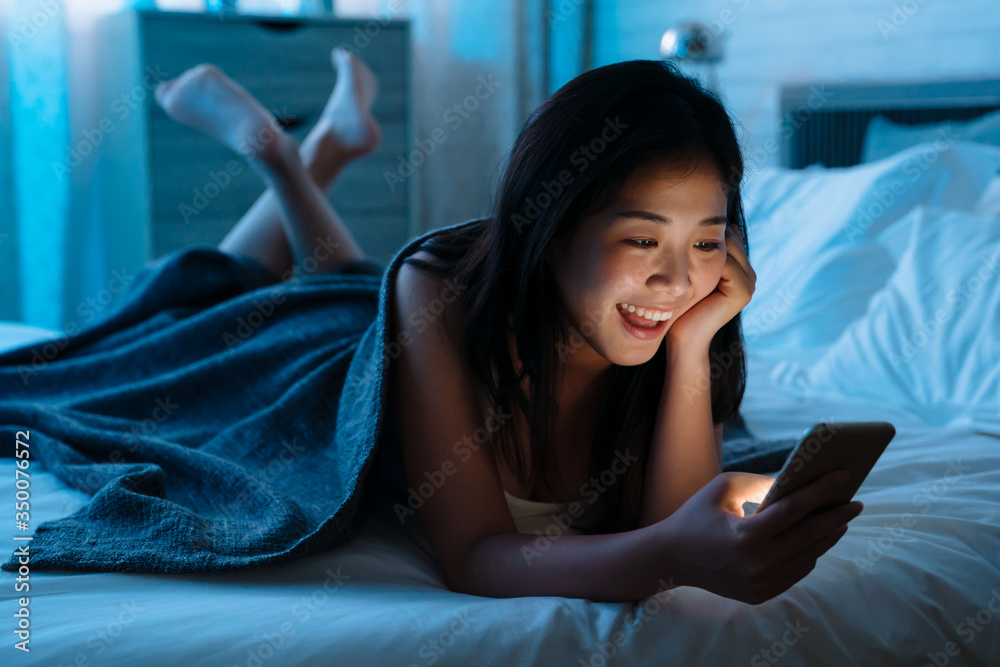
[627,240,722,252]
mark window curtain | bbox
[0,4,19,322]
[2,0,71,329]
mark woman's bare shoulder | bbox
[394,249,467,343]
[394,249,440,293]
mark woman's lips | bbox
[616,303,668,340]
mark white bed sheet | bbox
[2,322,999,666]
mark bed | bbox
[2,80,1000,666]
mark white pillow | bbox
[862,110,1000,163]
[740,140,1000,361]
[977,175,1000,216]
[772,206,1000,425]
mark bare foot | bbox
[313,47,382,161]
[155,64,296,177]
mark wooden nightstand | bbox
[94,9,414,278]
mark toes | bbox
[155,64,227,112]
[181,64,228,92]
[154,80,175,108]
[331,47,350,70]
[191,63,223,79]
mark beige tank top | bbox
[503,489,607,536]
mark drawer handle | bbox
[256,20,306,33]
[277,114,308,130]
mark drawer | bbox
[337,210,411,263]
[152,210,410,265]
[146,86,408,145]
[146,94,407,155]
[152,216,238,256]
[147,120,410,219]
[141,13,408,108]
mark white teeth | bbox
[618,302,673,322]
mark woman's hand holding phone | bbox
[654,470,863,605]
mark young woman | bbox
[153,50,862,605]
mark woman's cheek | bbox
[605,260,642,296]
[697,263,724,299]
[712,251,727,280]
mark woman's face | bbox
[547,157,730,369]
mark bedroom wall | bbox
[592,0,1000,171]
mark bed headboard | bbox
[779,77,1000,168]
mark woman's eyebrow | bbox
[613,210,728,226]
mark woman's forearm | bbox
[637,338,722,528]
[455,523,681,602]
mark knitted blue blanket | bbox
[0,218,792,574]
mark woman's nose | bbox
[648,255,692,297]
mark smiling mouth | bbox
[616,303,673,326]
[616,303,671,339]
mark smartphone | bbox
[751,421,896,516]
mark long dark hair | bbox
[404,59,749,534]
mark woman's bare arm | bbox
[458,522,678,601]
[637,337,722,529]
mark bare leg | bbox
[218,48,381,279]
[154,49,381,279]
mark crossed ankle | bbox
[245,129,306,182]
